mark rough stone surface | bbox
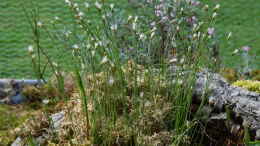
[11,137,22,146]
[10,93,26,104]
[0,88,7,99]
[194,70,260,131]
[0,79,43,104]
[51,111,65,130]
[0,79,43,87]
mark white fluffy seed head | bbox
[84,2,89,8]
[204,4,209,11]
[72,44,79,49]
[28,45,33,53]
[52,62,58,67]
[95,2,102,9]
[101,56,108,64]
[212,12,217,18]
[214,4,220,11]
[108,76,115,85]
[110,4,115,9]
[37,21,43,27]
[110,24,118,31]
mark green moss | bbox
[0,104,41,145]
[220,68,239,83]
[232,80,260,93]
[250,70,260,81]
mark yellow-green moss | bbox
[232,80,260,93]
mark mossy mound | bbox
[0,105,36,145]
[0,99,60,145]
[232,80,260,93]
[249,70,260,81]
[220,68,239,83]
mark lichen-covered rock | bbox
[194,70,260,132]
[0,79,43,104]
[0,88,8,99]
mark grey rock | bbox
[194,70,260,130]
[256,129,260,140]
[0,97,10,104]
[0,79,44,105]
[11,137,22,146]
[210,113,227,120]
[10,93,27,104]
[0,82,5,89]
[51,111,65,130]
[35,133,49,145]
[168,66,260,135]
[0,79,10,88]
[0,79,44,87]
[0,88,7,99]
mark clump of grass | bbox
[16,61,200,145]
[20,0,232,145]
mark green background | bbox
[0,0,259,78]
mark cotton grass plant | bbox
[23,0,223,145]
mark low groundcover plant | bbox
[232,80,260,93]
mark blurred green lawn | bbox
[0,0,259,78]
[205,0,260,69]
